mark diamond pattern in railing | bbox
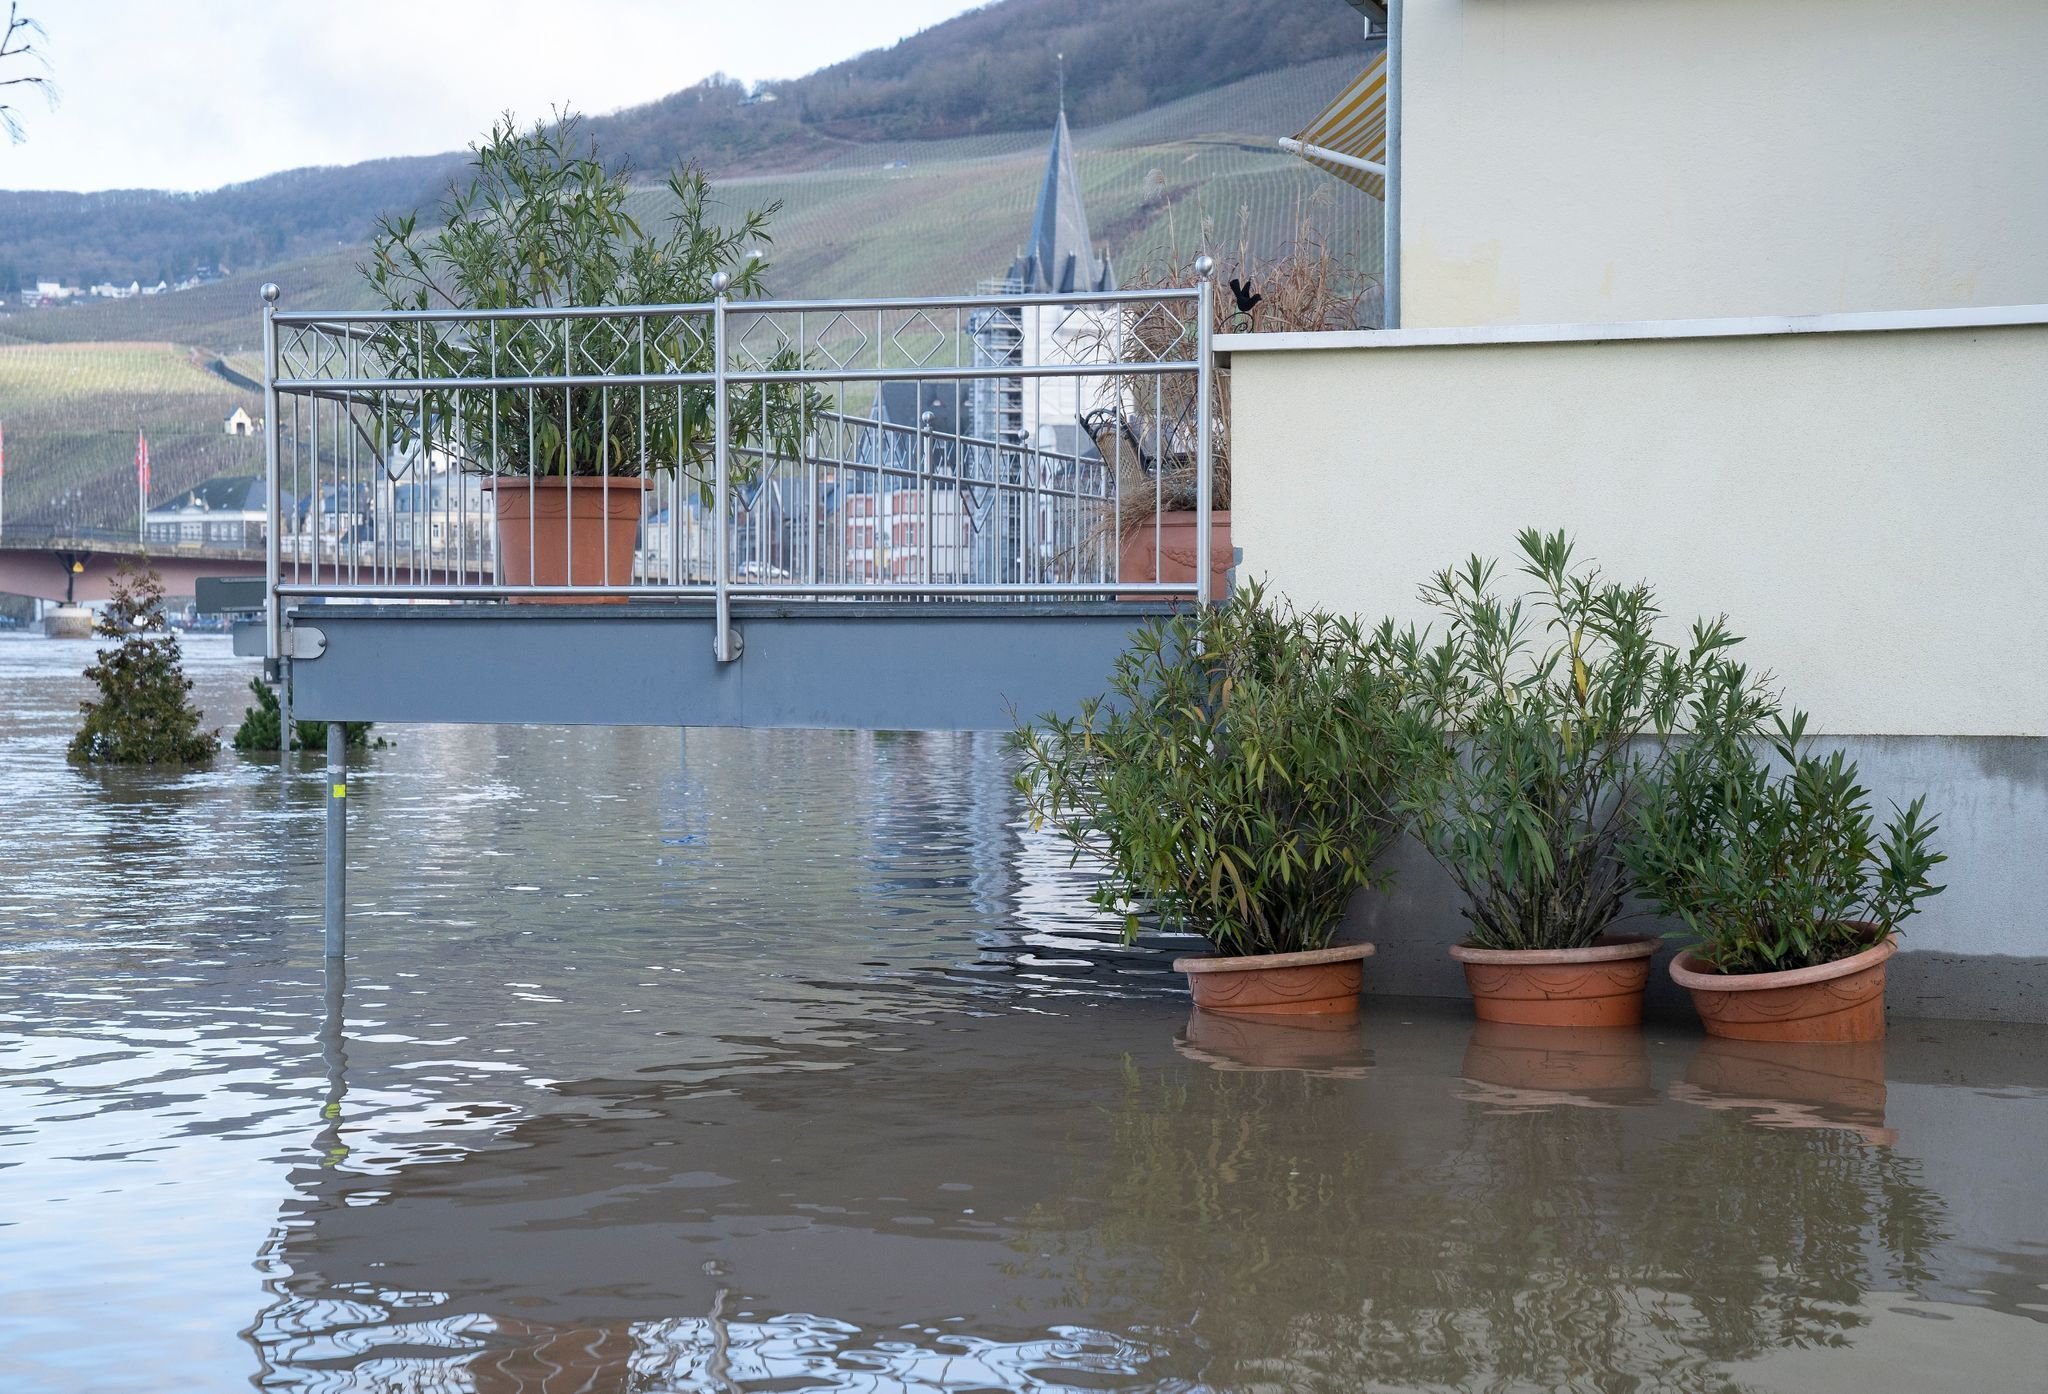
[887,310,949,369]
[812,313,871,370]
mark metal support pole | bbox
[1384,0,1404,330]
[1193,257,1216,605]
[261,283,283,662]
[324,719,346,959]
[710,273,738,661]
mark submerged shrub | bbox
[1012,584,1412,957]
[232,679,378,753]
[68,562,220,767]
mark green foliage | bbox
[1012,584,1412,957]
[1388,529,1757,952]
[363,112,811,491]
[231,678,377,753]
[1628,697,1945,974]
[67,562,219,766]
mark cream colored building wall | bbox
[1399,0,2048,327]
[1226,320,2048,736]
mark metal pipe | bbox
[271,286,1196,327]
[262,284,282,663]
[1385,0,1404,329]
[324,719,346,960]
[711,272,735,661]
[1275,137,1388,178]
[1194,256,1216,605]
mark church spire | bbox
[1012,99,1114,293]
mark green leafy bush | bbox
[1628,691,1945,973]
[364,111,810,493]
[1388,529,1755,952]
[232,678,378,753]
[68,562,220,767]
[1012,585,1412,956]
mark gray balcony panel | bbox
[285,602,1171,730]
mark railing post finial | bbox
[1193,254,1215,281]
[260,282,280,304]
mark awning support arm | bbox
[1276,137,1388,179]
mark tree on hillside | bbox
[1,2,54,144]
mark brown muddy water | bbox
[4,631,2048,1393]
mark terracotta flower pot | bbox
[1446,933,1659,1028]
[486,476,650,603]
[1461,1021,1653,1097]
[1171,941,1374,1017]
[1118,510,1231,598]
[1670,930,1897,1043]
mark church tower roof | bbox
[1007,109,1114,294]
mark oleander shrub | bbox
[1012,583,1413,956]
[1386,529,1760,952]
[1627,682,1945,973]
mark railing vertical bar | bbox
[1195,261,1215,605]
[261,287,282,661]
[712,281,732,659]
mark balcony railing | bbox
[261,276,1216,661]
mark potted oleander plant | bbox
[1012,584,1411,1016]
[363,112,807,598]
[1387,529,1755,1028]
[1628,677,1945,1043]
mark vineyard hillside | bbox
[0,343,264,531]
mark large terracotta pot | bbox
[486,476,650,603]
[1118,510,1231,597]
[1171,941,1374,1017]
[1460,1021,1653,1097]
[1670,930,1897,1043]
[1446,933,1659,1028]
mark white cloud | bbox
[0,0,984,192]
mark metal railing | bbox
[259,268,1215,662]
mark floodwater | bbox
[4,632,2048,1394]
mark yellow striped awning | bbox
[1283,50,1389,199]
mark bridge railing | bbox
[261,274,1216,661]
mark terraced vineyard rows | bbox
[0,344,264,531]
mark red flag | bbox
[136,430,150,497]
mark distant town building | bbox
[144,475,271,548]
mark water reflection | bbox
[1174,1007,1373,1077]
[4,635,2047,1392]
[1672,1037,1896,1144]
[1459,1021,1656,1109]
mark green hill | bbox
[0,0,1365,289]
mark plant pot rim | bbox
[1447,932,1659,967]
[480,475,655,489]
[1670,929,1897,992]
[1173,941,1375,974]
[1119,506,1230,533]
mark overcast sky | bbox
[0,0,985,193]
